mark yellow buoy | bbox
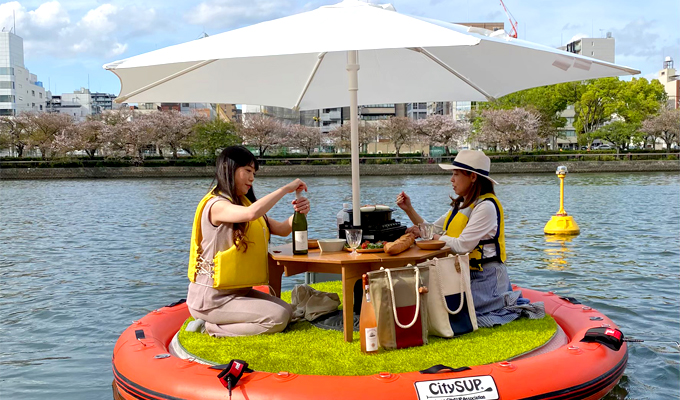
[544,166,580,235]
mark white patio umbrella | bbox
[104,0,639,226]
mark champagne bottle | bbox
[292,190,308,255]
[360,274,379,354]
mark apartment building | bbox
[559,34,615,64]
[658,57,679,109]
[0,31,46,116]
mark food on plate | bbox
[384,233,416,255]
[344,240,387,250]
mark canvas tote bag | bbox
[422,254,478,338]
[367,265,429,350]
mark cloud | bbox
[611,19,660,60]
[562,23,585,31]
[186,0,294,30]
[0,1,160,59]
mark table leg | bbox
[268,255,283,298]
[341,265,371,342]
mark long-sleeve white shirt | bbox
[432,200,499,257]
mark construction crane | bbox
[499,0,518,38]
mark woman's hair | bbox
[450,170,495,211]
[211,145,261,251]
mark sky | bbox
[0,0,677,97]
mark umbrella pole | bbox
[347,50,361,227]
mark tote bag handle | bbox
[436,256,466,315]
[385,267,421,329]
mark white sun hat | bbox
[439,150,498,185]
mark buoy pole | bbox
[557,173,566,216]
[544,166,580,235]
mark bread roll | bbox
[384,233,415,255]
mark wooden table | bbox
[268,244,451,342]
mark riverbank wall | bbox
[1,160,678,180]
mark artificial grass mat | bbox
[178,281,556,376]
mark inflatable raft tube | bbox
[112,287,627,400]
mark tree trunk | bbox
[15,144,24,158]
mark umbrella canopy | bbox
[104,0,639,226]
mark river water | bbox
[1,172,678,399]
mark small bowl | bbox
[308,239,319,249]
[317,239,347,252]
[415,240,446,250]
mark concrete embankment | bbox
[1,160,678,180]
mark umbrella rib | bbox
[114,59,218,103]
[409,47,496,101]
[293,52,327,111]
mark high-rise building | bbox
[0,31,46,116]
[658,57,679,109]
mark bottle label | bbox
[365,327,378,351]
[294,231,308,251]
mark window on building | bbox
[0,95,15,102]
[39,92,43,98]
[18,97,23,101]
[32,103,35,107]
[181,103,190,107]
[40,105,43,110]
[32,90,35,96]
[0,67,15,75]
[0,109,15,116]
[0,81,14,89]
[591,51,594,56]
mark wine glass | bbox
[345,229,363,255]
[418,222,434,241]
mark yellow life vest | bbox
[187,191,270,290]
[442,193,506,270]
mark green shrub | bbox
[311,160,330,165]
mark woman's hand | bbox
[293,196,310,215]
[283,179,308,194]
[405,225,421,238]
[396,191,412,211]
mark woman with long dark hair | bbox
[186,146,309,337]
[396,150,543,327]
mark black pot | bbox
[346,208,393,226]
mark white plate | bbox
[375,205,390,211]
[360,206,376,212]
[414,376,499,400]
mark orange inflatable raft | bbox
[112,287,627,400]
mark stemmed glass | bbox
[345,229,363,255]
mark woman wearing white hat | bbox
[396,150,544,327]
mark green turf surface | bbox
[178,282,556,376]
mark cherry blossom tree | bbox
[238,114,286,156]
[101,108,154,159]
[477,108,540,154]
[377,117,415,157]
[286,124,321,156]
[71,118,107,158]
[415,114,470,156]
[0,116,30,157]
[641,108,680,150]
[17,111,74,159]
[327,122,376,153]
[144,110,207,158]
